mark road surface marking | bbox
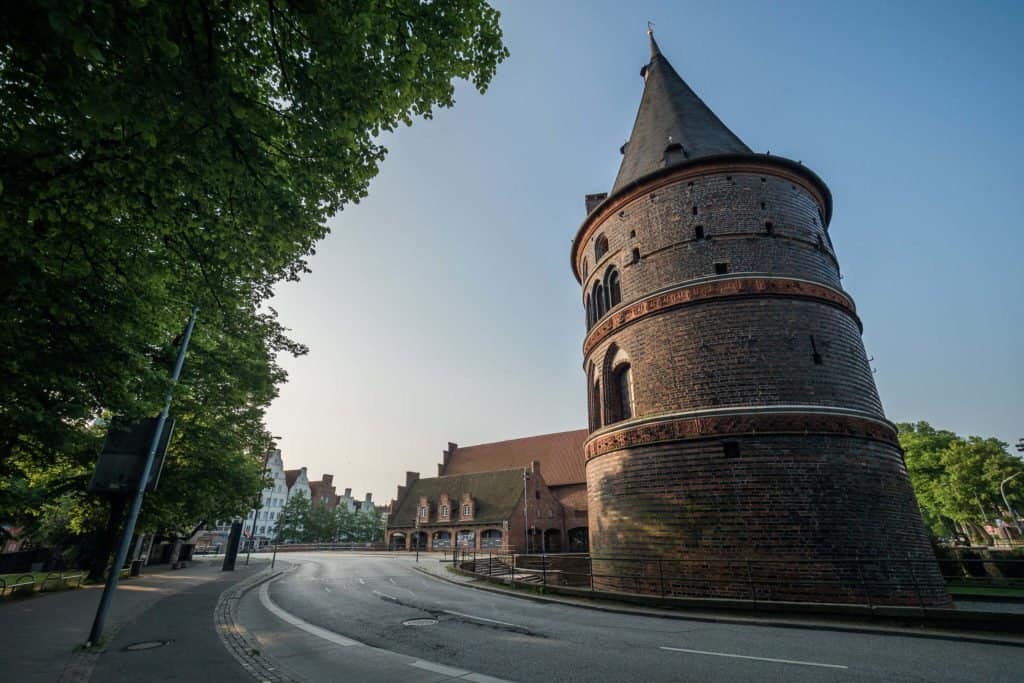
[411,660,471,677]
[259,578,515,682]
[323,586,332,593]
[258,583,359,647]
[443,610,521,628]
[372,589,398,601]
[389,577,397,584]
[659,646,847,669]
[358,578,366,585]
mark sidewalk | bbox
[410,555,1024,647]
[0,557,268,682]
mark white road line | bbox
[442,610,521,629]
[389,577,397,584]
[323,586,331,593]
[410,660,471,677]
[358,578,366,585]
[258,583,359,647]
[659,646,848,669]
[372,589,398,601]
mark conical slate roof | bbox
[611,33,751,194]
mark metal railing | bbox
[452,552,1024,608]
[0,571,86,597]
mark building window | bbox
[591,379,602,430]
[765,221,774,234]
[694,225,704,240]
[462,504,471,518]
[440,504,448,518]
[606,268,621,308]
[594,282,607,318]
[595,234,608,261]
[609,363,633,423]
[585,294,593,329]
[723,441,740,458]
[582,258,589,278]
[631,247,640,264]
[419,506,428,520]
[714,262,729,275]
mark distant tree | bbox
[898,422,1024,541]
[334,505,356,542]
[276,492,310,543]
[307,502,338,543]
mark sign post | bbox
[86,306,198,646]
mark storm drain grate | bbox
[402,618,438,627]
[124,640,172,651]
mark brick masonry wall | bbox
[575,160,948,606]
[586,435,950,606]
[586,297,883,418]
[579,172,839,307]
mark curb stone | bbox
[409,564,1024,649]
[214,563,299,682]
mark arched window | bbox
[590,378,602,430]
[611,363,633,422]
[582,258,589,278]
[595,234,608,261]
[606,268,621,307]
[602,346,634,425]
[596,283,607,318]
[585,294,593,329]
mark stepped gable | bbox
[389,469,527,527]
[611,31,750,195]
[283,469,301,489]
[442,429,587,486]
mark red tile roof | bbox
[443,429,587,487]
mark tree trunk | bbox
[87,496,127,582]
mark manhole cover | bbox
[124,640,172,651]
[402,618,438,627]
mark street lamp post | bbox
[522,469,530,553]
[1000,471,1023,536]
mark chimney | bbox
[531,459,541,475]
[585,193,608,215]
[344,487,352,497]
[405,471,420,488]
[365,492,372,503]
[323,474,333,487]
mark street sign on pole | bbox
[86,306,198,647]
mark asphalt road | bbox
[239,552,1023,682]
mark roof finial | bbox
[647,22,661,59]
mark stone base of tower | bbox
[586,433,952,607]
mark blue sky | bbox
[266,0,1024,500]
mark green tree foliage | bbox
[307,501,338,542]
[276,491,310,543]
[898,422,1024,538]
[0,2,507,553]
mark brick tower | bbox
[572,33,948,606]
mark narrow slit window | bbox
[692,206,698,215]
[631,247,640,263]
[810,335,823,365]
[714,262,729,275]
[765,221,774,235]
[723,441,740,458]
[694,225,705,240]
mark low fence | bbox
[0,571,86,597]
[252,542,388,553]
[450,551,1024,608]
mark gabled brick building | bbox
[386,430,589,552]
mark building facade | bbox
[386,463,567,552]
[572,34,949,606]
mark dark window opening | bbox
[595,283,607,318]
[760,177,766,183]
[726,175,732,181]
[714,262,729,275]
[692,206,698,215]
[595,234,609,261]
[688,181,694,187]
[694,225,705,240]
[535,490,541,500]
[760,202,766,210]
[582,258,588,278]
[765,221,774,235]
[585,294,593,329]
[591,380,602,430]
[723,441,740,458]
[629,230,636,238]
[607,268,621,307]
[608,363,633,424]
[631,247,640,264]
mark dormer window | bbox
[440,504,448,518]
[418,506,428,519]
[462,504,471,517]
